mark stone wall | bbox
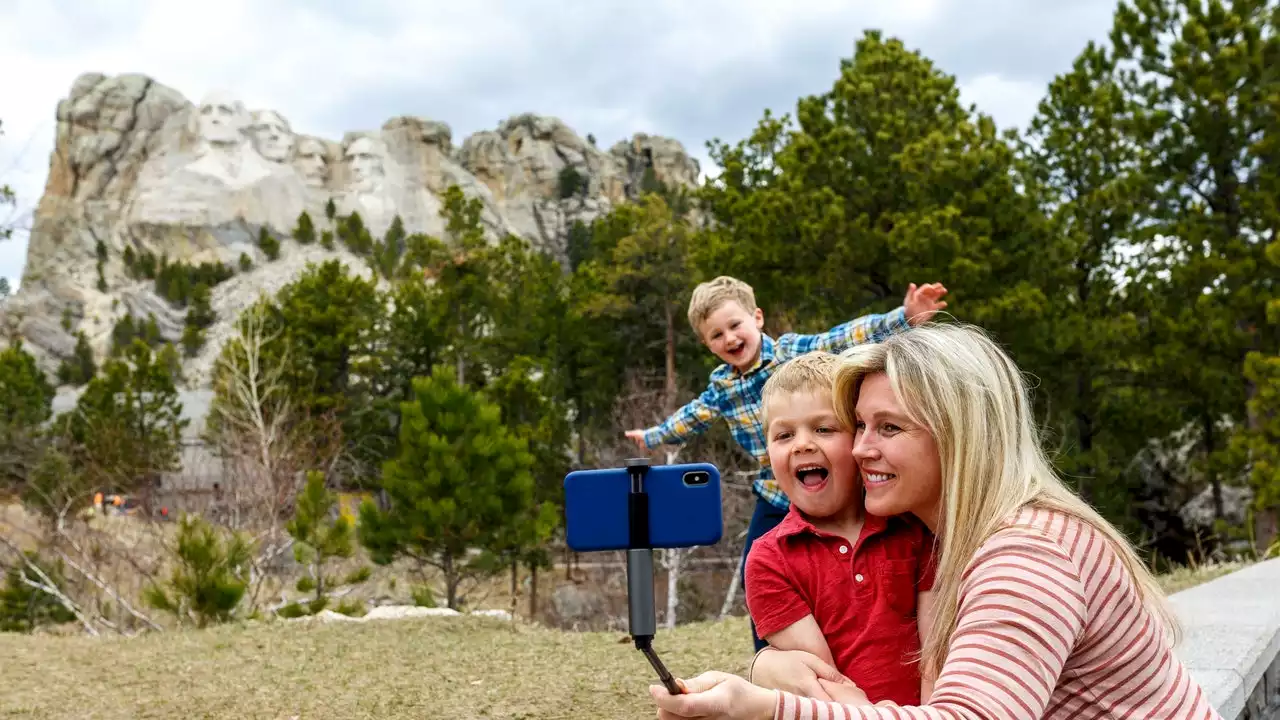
[1173,558,1280,719]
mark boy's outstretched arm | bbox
[624,385,721,450]
[903,282,948,326]
[778,282,950,360]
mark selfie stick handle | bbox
[626,457,682,695]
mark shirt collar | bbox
[775,506,890,542]
[713,334,779,381]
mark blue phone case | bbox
[563,463,724,551]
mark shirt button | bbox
[839,545,848,554]
[855,574,864,583]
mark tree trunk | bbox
[663,448,680,627]
[530,564,539,619]
[314,558,325,604]
[456,310,467,386]
[1074,370,1094,501]
[444,553,459,610]
[719,560,742,620]
[562,503,572,580]
[1204,412,1224,522]
[664,305,678,415]
[509,559,518,605]
[664,548,681,629]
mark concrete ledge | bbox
[1171,558,1280,719]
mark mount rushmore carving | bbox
[1,72,701,387]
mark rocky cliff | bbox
[0,73,701,388]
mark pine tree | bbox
[359,366,539,609]
[579,193,699,413]
[483,357,568,613]
[258,227,281,261]
[338,213,373,256]
[94,239,108,292]
[286,470,356,604]
[1017,42,1169,522]
[0,340,54,430]
[67,339,186,498]
[143,514,252,628]
[220,260,388,480]
[0,341,56,497]
[0,552,76,632]
[292,211,317,245]
[56,332,97,386]
[1112,0,1277,525]
[182,283,216,357]
[697,30,1048,348]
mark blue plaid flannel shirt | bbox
[642,307,911,510]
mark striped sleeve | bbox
[774,526,1086,720]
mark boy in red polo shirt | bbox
[745,351,938,705]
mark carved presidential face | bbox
[249,110,295,162]
[344,136,385,192]
[196,92,247,146]
[294,137,329,187]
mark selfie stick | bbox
[626,457,683,695]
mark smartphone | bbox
[563,462,723,551]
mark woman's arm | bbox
[748,645,852,701]
[774,529,1086,719]
[652,528,1087,720]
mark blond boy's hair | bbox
[687,276,758,336]
[761,351,841,429]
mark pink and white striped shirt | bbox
[774,506,1223,720]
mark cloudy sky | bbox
[0,0,1119,288]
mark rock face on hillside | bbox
[0,73,700,387]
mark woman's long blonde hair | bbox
[832,323,1178,679]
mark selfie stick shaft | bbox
[626,457,681,695]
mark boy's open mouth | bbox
[795,464,830,490]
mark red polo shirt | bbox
[745,509,937,705]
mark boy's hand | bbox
[904,283,949,326]
[624,429,648,451]
[817,678,871,706]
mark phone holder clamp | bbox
[624,457,681,695]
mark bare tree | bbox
[205,302,345,613]
[0,493,165,636]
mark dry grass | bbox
[0,511,1250,720]
[1,613,752,720]
[1155,560,1252,595]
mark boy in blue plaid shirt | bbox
[625,275,948,651]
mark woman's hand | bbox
[750,647,853,700]
[649,673,777,720]
[817,678,871,706]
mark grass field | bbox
[0,563,1248,719]
[2,613,750,719]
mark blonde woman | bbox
[650,323,1222,720]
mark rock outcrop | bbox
[0,72,700,387]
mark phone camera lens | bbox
[683,471,709,486]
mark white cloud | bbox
[957,73,1048,133]
[0,0,1113,288]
